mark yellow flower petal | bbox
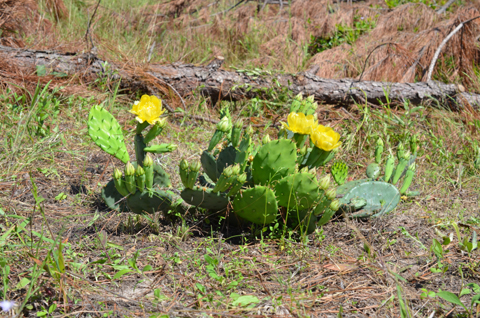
[283,112,316,135]
[129,95,165,125]
[310,125,341,151]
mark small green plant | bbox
[309,16,377,54]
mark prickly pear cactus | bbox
[181,187,229,211]
[339,181,400,218]
[331,161,348,185]
[233,186,278,225]
[90,96,181,216]
[88,105,129,163]
[338,137,418,218]
[252,139,297,185]
[274,172,320,210]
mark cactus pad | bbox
[88,105,129,163]
[336,178,370,197]
[252,139,297,185]
[331,161,348,185]
[216,146,237,177]
[274,172,320,210]
[201,151,218,182]
[233,186,278,225]
[339,181,400,218]
[181,187,229,210]
[101,179,129,212]
[366,163,381,179]
[127,190,175,214]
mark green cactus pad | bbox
[233,186,278,225]
[181,187,229,211]
[152,164,172,188]
[127,190,175,214]
[101,179,129,212]
[88,105,129,163]
[339,181,400,218]
[252,139,297,185]
[274,172,320,210]
[331,161,348,185]
[201,151,218,182]
[336,178,370,197]
[366,163,381,179]
[216,146,237,178]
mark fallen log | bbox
[2,44,480,110]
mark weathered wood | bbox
[2,44,480,109]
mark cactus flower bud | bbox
[295,92,303,100]
[319,175,330,190]
[397,142,404,160]
[237,172,247,184]
[300,166,309,173]
[114,168,123,180]
[248,155,254,162]
[180,159,188,171]
[190,161,201,172]
[376,137,384,147]
[329,199,341,212]
[231,164,241,175]
[143,153,153,167]
[125,162,135,176]
[222,166,233,177]
[262,134,271,145]
[325,188,336,200]
[410,134,418,154]
[306,95,315,103]
[309,167,316,175]
[246,125,254,136]
[234,119,243,129]
[136,165,145,176]
[217,116,231,132]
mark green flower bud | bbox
[223,166,233,178]
[325,188,336,200]
[309,167,316,175]
[190,161,201,172]
[180,159,189,171]
[246,125,254,136]
[237,172,247,184]
[319,175,330,190]
[125,162,135,176]
[217,117,231,132]
[262,134,271,144]
[376,138,384,147]
[136,165,145,176]
[143,153,153,167]
[330,199,341,212]
[300,166,309,173]
[294,92,303,101]
[234,119,243,129]
[402,150,411,160]
[231,164,241,175]
[114,168,123,180]
[306,95,315,103]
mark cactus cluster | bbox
[336,136,418,218]
[178,96,342,233]
[88,99,179,215]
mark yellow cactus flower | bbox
[282,112,316,135]
[129,95,165,125]
[310,124,341,151]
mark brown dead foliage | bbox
[0,0,68,48]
